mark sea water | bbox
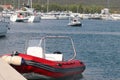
[0,19,120,80]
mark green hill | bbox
[35,0,120,8]
[0,0,120,9]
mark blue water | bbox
[0,19,120,80]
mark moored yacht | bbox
[10,7,40,23]
[56,12,71,20]
[40,12,57,20]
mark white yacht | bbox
[10,7,40,23]
[40,12,57,20]
[100,8,113,20]
[2,9,14,18]
[111,14,120,20]
[56,12,71,20]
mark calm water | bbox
[0,19,120,80]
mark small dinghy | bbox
[68,17,82,26]
[1,36,85,80]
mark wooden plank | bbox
[0,58,27,80]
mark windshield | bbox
[26,36,76,61]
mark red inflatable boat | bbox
[1,36,85,80]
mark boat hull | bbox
[3,53,85,79]
[23,72,83,80]
[68,23,82,26]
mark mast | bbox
[27,0,32,8]
[30,0,32,8]
[107,0,110,8]
[27,0,29,7]
[18,0,20,9]
[47,0,49,12]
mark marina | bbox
[0,0,120,80]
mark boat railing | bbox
[38,36,77,61]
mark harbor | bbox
[0,0,120,80]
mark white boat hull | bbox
[10,15,40,23]
[41,16,57,20]
[28,15,41,23]
[68,17,82,27]
[68,22,82,26]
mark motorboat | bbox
[0,18,10,36]
[10,7,40,23]
[40,12,57,20]
[56,12,71,20]
[68,17,82,26]
[111,14,120,20]
[1,36,85,80]
[10,10,29,22]
[1,9,14,18]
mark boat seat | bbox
[27,47,44,58]
[45,53,63,61]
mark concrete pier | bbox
[0,58,27,80]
